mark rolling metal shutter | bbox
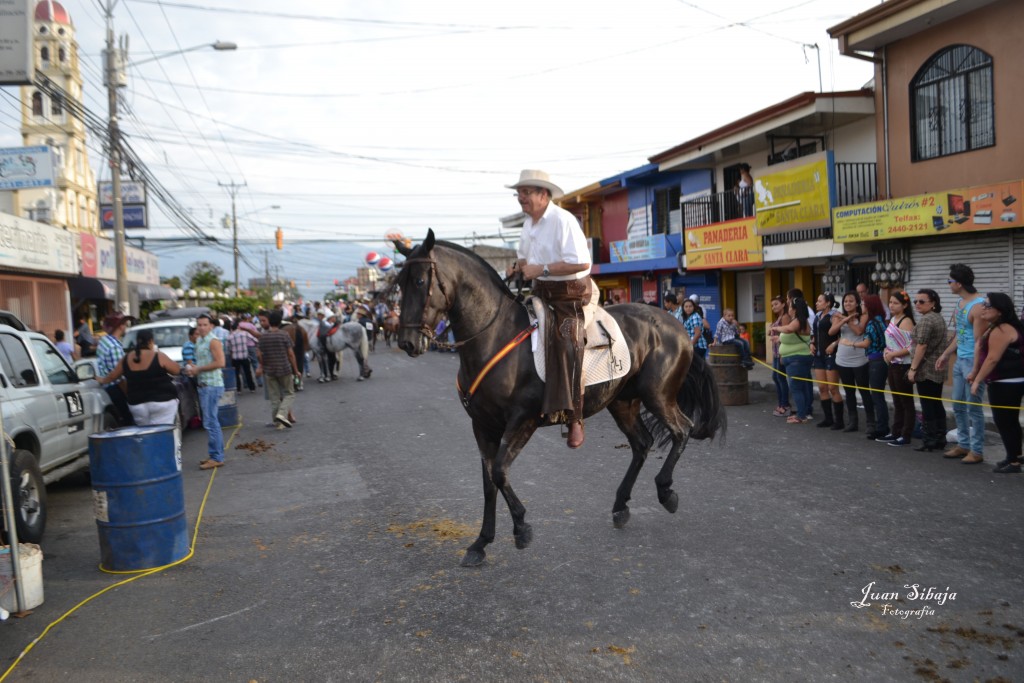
[905,232,1012,302]
[1013,232,1024,303]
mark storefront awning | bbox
[134,283,176,301]
[591,255,678,275]
[67,276,115,301]
[67,278,176,302]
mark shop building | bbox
[0,212,79,336]
[829,0,1024,299]
[551,90,878,345]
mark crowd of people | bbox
[86,297,388,471]
[765,264,1024,475]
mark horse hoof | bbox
[660,491,679,514]
[514,524,533,549]
[460,550,486,567]
[612,508,631,529]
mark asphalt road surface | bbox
[2,345,1022,682]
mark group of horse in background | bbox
[293,297,401,382]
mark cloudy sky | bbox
[0,0,879,297]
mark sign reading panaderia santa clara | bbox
[833,179,1023,242]
[684,217,761,270]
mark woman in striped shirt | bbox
[880,291,916,447]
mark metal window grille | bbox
[911,45,994,161]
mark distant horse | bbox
[297,319,372,381]
[381,312,400,347]
[394,230,726,567]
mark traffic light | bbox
[275,227,283,250]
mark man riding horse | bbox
[504,169,592,449]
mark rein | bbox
[399,255,504,350]
[456,322,537,408]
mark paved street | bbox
[2,346,1023,682]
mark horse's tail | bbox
[678,352,727,442]
[640,351,727,449]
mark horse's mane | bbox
[431,240,519,303]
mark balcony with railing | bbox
[680,162,878,237]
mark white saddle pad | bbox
[528,296,631,387]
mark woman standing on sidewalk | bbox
[810,293,843,429]
[879,291,916,447]
[968,292,1024,474]
[907,290,948,452]
[681,298,708,359]
[831,291,875,434]
[768,296,792,417]
[843,294,890,440]
[99,329,181,426]
[777,297,813,424]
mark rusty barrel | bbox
[707,345,749,406]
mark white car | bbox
[1,318,117,543]
[121,319,195,363]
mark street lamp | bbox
[130,41,237,68]
[103,0,235,314]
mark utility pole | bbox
[102,1,129,315]
[219,180,246,293]
[264,250,270,289]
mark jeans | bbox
[987,381,1024,461]
[838,363,874,424]
[915,379,947,448]
[784,355,813,418]
[105,384,135,426]
[248,347,262,386]
[772,355,790,408]
[723,338,753,365]
[952,356,985,453]
[198,386,225,462]
[867,358,889,435]
[232,357,256,391]
[887,364,916,440]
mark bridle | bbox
[398,254,504,350]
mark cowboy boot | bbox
[816,400,834,428]
[830,401,845,430]
[567,420,585,449]
[842,402,859,432]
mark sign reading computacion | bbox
[833,179,1024,242]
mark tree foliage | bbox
[185,261,223,289]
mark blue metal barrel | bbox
[88,425,189,571]
[219,366,239,427]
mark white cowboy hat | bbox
[505,169,563,200]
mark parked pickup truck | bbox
[0,316,117,543]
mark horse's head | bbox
[396,229,450,357]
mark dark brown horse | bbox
[381,311,400,347]
[395,230,726,566]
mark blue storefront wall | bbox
[624,169,713,235]
[591,234,721,327]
